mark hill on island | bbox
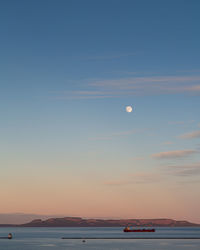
[17,217,200,227]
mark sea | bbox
[0,227,200,250]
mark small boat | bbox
[124,227,155,232]
[8,233,13,239]
[0,233,13,240]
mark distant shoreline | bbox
[15,217,200,227]
[0,217,200,228]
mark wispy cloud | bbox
[104,172,161,186]
[55,74,200,99]
[105,163,200,187]
[152,150,197,159]
[179,130,200,139]
[162,141,174,145]
[90,75,200,94]
[164,162,200,177]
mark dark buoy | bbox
[82,239,86,243]
[8,233,12,239]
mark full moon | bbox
[126,106,133,113]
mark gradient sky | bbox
[0,0,200,223]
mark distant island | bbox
[0,217,199,227]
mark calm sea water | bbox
[0,227,200,250]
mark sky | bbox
[0,0,200,223]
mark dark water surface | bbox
[0,227,200,249]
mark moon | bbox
[126,106,133,113]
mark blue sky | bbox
[0,0,200,222]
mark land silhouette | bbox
[0,216,199,227]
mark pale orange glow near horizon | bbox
[1,173,200,223]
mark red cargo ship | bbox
[124,227,155,232]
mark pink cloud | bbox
[162,141,174,145]
[179,130,200,139]
[152,150,197,159]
